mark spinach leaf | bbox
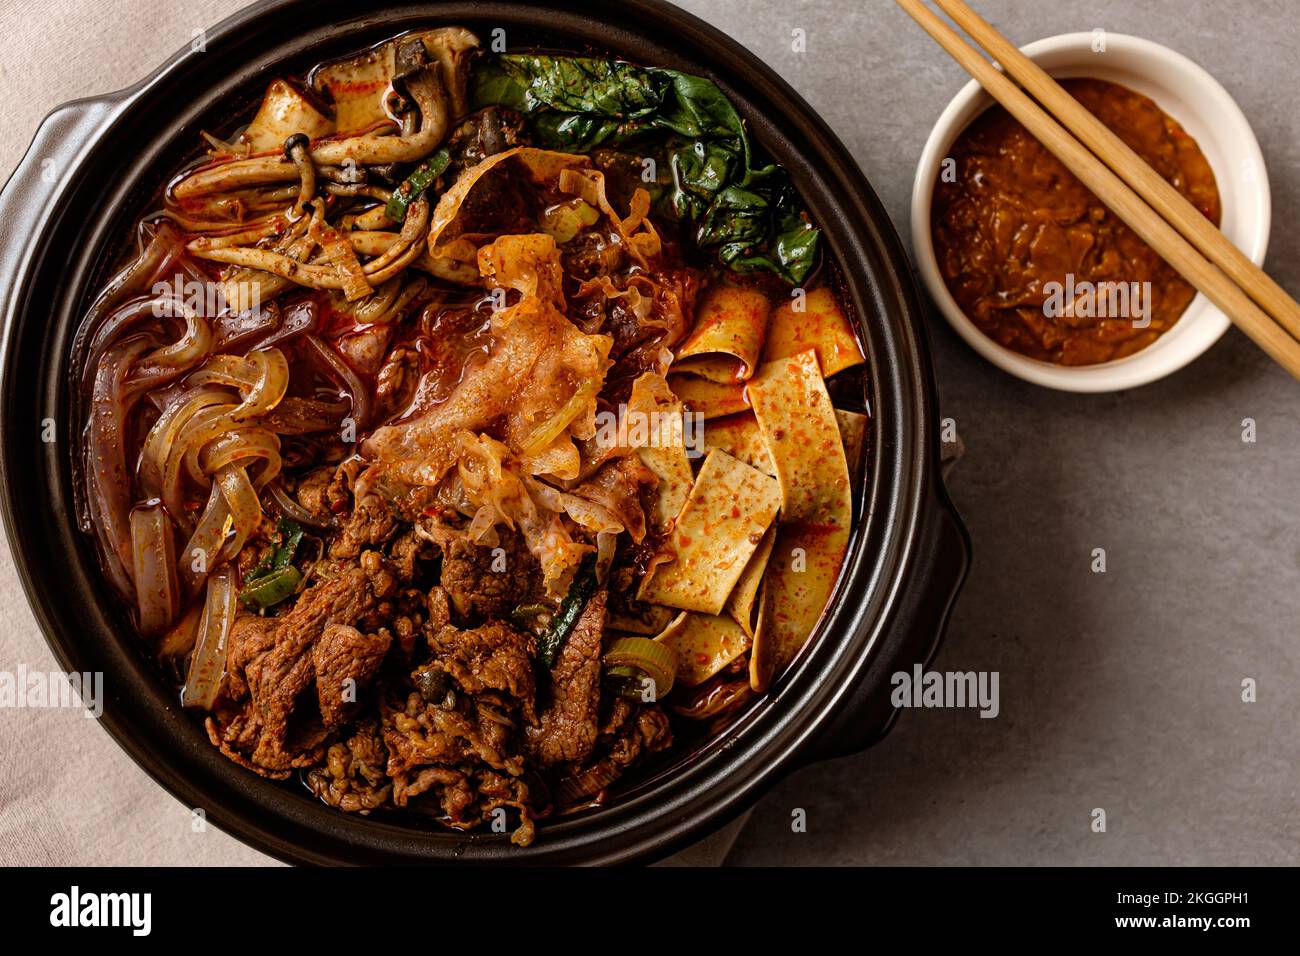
[534,113,625,151]
[719,191,820,285]
[496,55,669,117]
[472,53,820,284]
[469,58,534,114]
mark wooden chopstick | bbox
[932,0,1300,346]
[895,0,1300,380]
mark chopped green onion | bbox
[272,518,304,571]
[510,603,552,631]
[538,555,597,667]
[239,565,301,610]
[603,637,677,700]
[246,518,304,583]
[385,148,450,223]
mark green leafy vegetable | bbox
[385,147,451,223]
[537,555,598,668]
[472,54,819,284]
[492,56,667,117]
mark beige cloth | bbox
[0,0,742,866]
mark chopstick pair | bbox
[897,0,1300,380]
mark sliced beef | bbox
[235,563,388,768]
[326,458,363,516]
[313,623,393,729]
[389,765,535,846]
[331,493,400,559]
[305,719,391,812]
[292,467,336,525]
[387,529,428,582]
[437,531,542,620]
[426,621,537,723]
[392,764,469,809]
[225,614,277,701]
[549,698,672,808]
[603,699,673,769]
[525,589,606,768]
[475,769,536,847]
[427,585,452,631]
[382,689,522,775]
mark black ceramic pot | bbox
[0,0,969,865]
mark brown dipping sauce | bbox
[932,78,1221,366]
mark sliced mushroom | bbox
[173,27,478,200]
[190,197,432,291]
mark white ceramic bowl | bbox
[911,32,1271,392]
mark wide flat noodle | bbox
[725,524,775,638]
[704,412,774,475]
[747,349,853,680]
[762,286,865,377]
[653,611,752,687]
[609,603,676,635]
[624,372,693,534]
[705,409,869,481]
[672,285,771,383]
[835,408,868,487]
[702,413,769,476]
[667,373,749,420]
[747,589,775,691]
[638,449,780,616]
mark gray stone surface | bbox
[670,0,1299,866]
[0,0,1294,866]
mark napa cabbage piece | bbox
[454,433,593,595]
[556,166,661,267]
[426,146,589,264]
[451,434,655,596]
[361,232,612,493]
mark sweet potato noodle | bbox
[72,26,869,846]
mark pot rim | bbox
[0,0,955,865]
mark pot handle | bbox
[799,487,971,764]
[0,96,120,319]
